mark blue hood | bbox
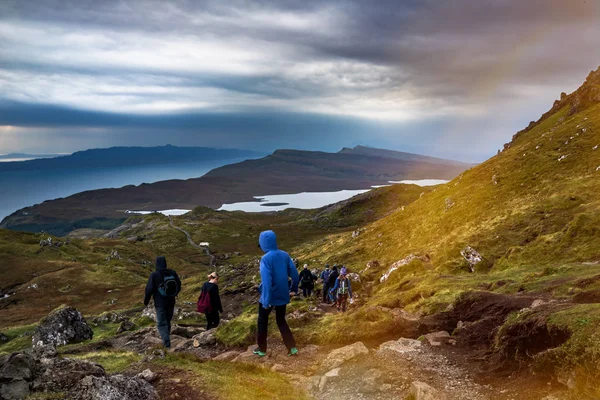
[155,256,168,271]
[259,230,278,253]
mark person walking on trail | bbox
[254,230,299,357]
[332,269,353,312]
[320,264,331,303]
[197,272,223,330]
[299,264,317,298]
[144,256,181,348]
[327,265,340,306]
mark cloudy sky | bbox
[0,0,599,162]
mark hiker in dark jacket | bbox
[327,265,339,305]
[144,256,181,348]
[254,230,299,357]
[319,264,331,303]
[200,272,223,330]
[299,264,317,298]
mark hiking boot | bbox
[288,348,299,356]
[253,348,267,357]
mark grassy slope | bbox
[0,184,426,335]
[291,67,600,392]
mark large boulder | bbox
[0,353,34,381]
[0,379,30,400]
[322,342,369,370]
[69,374,158,400]
[0,353,35,400]
[33,357,105,392]
[32,306,93,348]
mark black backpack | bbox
[158,270,178,297]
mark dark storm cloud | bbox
[0,0,599,160]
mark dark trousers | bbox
[302,286,313,298]
[322,285,330,303]
[257,303,296,352]
[337,293,349,312]
[155,306,174,348]
[206,311,220,330]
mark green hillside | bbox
[294,66,600,395]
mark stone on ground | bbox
[213,351,241,361]
[117,320,136,334]
[423,331,451,346]
[136,369,157,383]
[192,330,216,347]
[319,368,342,391]
[322,342,369,370]
[410,381,447,400]
[378,338,422,354]
[32,306,93,348]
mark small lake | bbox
[218,179,448,213]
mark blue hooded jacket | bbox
[257,230,299,307]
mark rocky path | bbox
[169,216,216,266]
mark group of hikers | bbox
[144,230,353,356]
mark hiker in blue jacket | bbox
[144,256,181,348]
[320,264,331,303]
[254,230,299,357]
[331,269,353,312]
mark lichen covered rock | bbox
[32,306,93,348]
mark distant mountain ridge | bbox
[0,145,263,171]
[339,145,473,167]
[0,146,472,235]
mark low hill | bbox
[0,145,262,172]
[1,147,469,235]
[295,66,600,394]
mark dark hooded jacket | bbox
[327,268,339,288]
[257,230,299,307]
[144,256,182,308]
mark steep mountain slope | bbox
[295,66,600,394]
[1,147,468,235]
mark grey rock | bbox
[171,325,205,339]
[31,344,57,360]
[193,330,216,347]
[378,338,422,354]
[69,374,158,400]
[33,357,105,392]
[93,312,127,325]
[0,379,30,400]
[213,351,241,361]
[117,320,136,334]
[0,352,34,380]
[136,369,157,383]
[322,342,368,370]
[319,368,341,391]
[410,381,447,400]
[32,306,93,348]
[424,331,451,346]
